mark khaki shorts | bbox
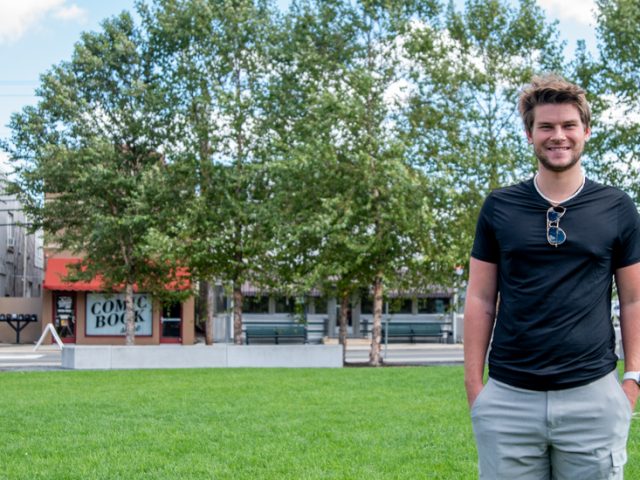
[471,370,632,480]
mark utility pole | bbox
[22,228,28,296]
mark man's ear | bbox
[526,130,533,144]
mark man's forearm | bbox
[621,301,640,373]
[615,263,640,409]
[463,258,498,407]
[620,301,640,410]
[463,298,496,406]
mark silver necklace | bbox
[533,173,585,206]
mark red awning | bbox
[43,258,190,292]
[44,258,103,291]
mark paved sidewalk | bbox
[0,341,463,370]
[0,343,63,371]
[345,342,463,365]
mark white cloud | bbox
[0,0,87,45]
[54,4,87,22]
[537,0,598,26]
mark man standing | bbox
[464,74,640,479]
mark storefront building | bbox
[208,285,460,344]
[42,257,194,345]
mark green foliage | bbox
[597,0,640,100]
[9,0,640,333]
[140,0,279,288]
[578,0,640,203]
[405,0,566,276]
[268,0,439,300]
[4,12,186,306]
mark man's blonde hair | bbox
[518,74,591,134]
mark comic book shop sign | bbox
[86,293,152,336]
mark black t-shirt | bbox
[472,178,640,390]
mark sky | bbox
[0,0,599,157]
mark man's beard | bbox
[534,144,583,173]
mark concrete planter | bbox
[62,344,343,370]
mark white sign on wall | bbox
[86,293,152,336]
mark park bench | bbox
[245,323,308,345]
[381,322,445,343]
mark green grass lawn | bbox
[0,366,638,479]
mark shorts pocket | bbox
[608,448,627,479]
[612,377,633,418]
[471,380,491,418]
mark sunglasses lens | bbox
[547,207,566,222]
[548,227,566,245]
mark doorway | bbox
[53,292,76,343]
[160,301,182,343]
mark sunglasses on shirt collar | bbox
[547,206,566,247]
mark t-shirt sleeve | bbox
[614,192,640,269]
[471,194,499,264]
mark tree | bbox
[578,0,640,203]
[404,0,566,277]
[4,13,187,345]
[141,0,279,344]
[268,0,439,365]
[264,0,363,363]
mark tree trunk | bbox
[369,275,383,366]
[124,282,136,346]
[233,283,243,345]
[205,280,215,345]
[339,293,350,365]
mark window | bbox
[274,296,295,314]
[360,296,414,314]
[243,295,269,313]
[7,212,14,240]
[360,296,373,314]
[388,298,412,314]
[313,296,328,315]
[215,289,227,312]
[417,298,450,314]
